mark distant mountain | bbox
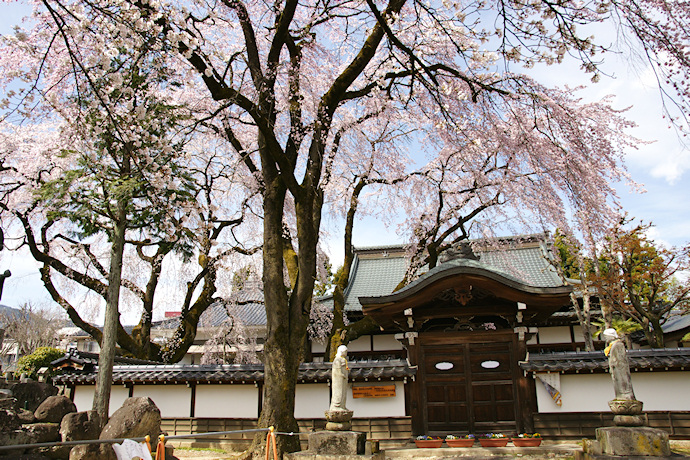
[0,304,23,326]
[0,304,20,317]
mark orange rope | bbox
[265,426,278,460]
[155,434,165,460]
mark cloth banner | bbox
[536,372,562,407]
[112,439,153,460]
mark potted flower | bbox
[478,433,509,447]
[414,435,443,448]
[445,434,475,448]
[511,433,542,447]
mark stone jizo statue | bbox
[603,328,636,401]
[602,328,643,426]
[329,345,349,412]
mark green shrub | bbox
[15,347,64,380]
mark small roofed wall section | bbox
[534,371,690,412]
[70,380,407,419]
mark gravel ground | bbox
[172,448,239,459]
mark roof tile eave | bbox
[52,359,416,385]
[520,348,690,373]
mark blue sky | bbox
[0,2,688,313]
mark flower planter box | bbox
[446,439,475,447]
[478,438,509,447]
[414,440,443,448]
[511,438,542,447]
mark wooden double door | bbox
[412,331,523,435]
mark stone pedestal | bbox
[308,431,366,455]
[286,430,381,460]
[325,410,353,431]
[580,426,672,458]
[609,399,644,427]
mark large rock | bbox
[35,396,77,423]
[17,408,36,424]
[22,422,61,444]
[0,408,21,432]
[0,398,17,411]
[36,445,71,460]
[60,410,101,442]
[11,382,58,412]
[68,445,100,460]
[98,397,162,460]
[100,397,161,440]
[0,423,60,458]
[0,389,15,410]
[0,454,51,460]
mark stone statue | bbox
[329,345,349,412]
[602,328,643,426]
[325,345,353,430]
[583,329,670,457]
[603,328,636,400]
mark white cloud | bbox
[649,149,690,184]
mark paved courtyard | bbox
[170,440,690,460]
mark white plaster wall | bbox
[346,336,371,352]
[195,384,258,418]
[535,373,610,412]
[311,341,327,354]
[536,371,690,413]
[110,385,131,415]
[294,382,407,418]
[572,326,596,343]
[73,386,95,413]
[178,354,194,364]
[72,385,130,416]
[538,326,571,344]
[348,382,406,418]
[629,372,690,411]
[373,335,403,351]
[132,385,191,418]
[295,383,330,418]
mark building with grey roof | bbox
[51,233,690,443]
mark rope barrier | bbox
[0,427,272,452]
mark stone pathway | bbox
[171,441,690,460]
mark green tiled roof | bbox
[479,245,563,287]
[344,253,408,312]
[345,236,565,311]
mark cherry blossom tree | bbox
[2,0,690,455]
[323,87,636,357]
[0,28,263,420]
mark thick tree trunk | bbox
[253,170,303,456]
[92,198,127,427]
